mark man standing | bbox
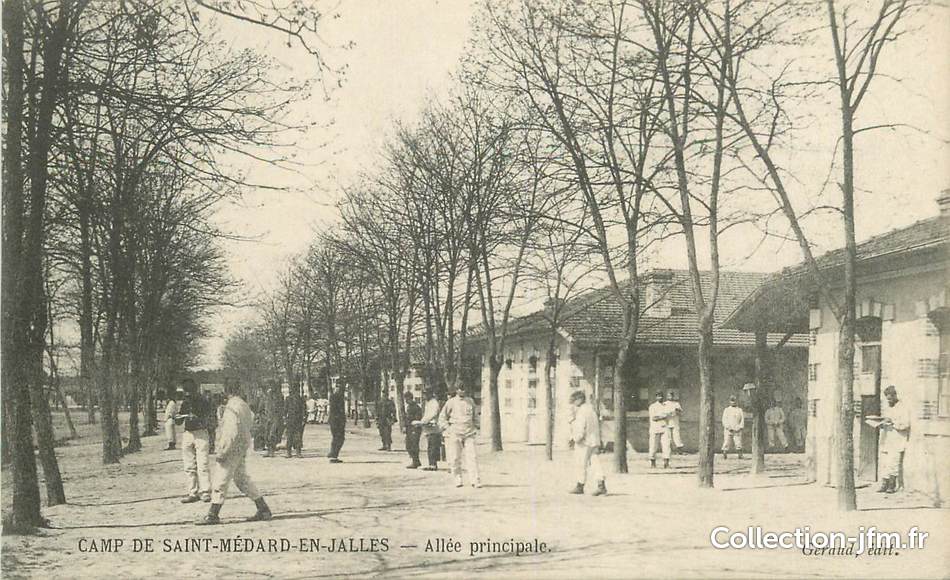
[283,387,307,458]
[789,397,807,450]
[163,391,179,451]
[375,395,397,451]
[664,390,685,452]
[648,391,672,468]
[404,392,423,469]
[306,393,318,424]
[438,384,480,488]
[197,382,272,525]
[877,385,910,493]
[262,381,284,458]
[567,391,607,496]
[765,399,790,451]
[721,396,745,459]
[420,389,443,471]
[327,382,346,463]
[176,379,213,503]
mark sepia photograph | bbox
[1,0,948,578]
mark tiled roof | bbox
[500,269,805,348]
[723,215,949,332]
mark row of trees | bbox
[1,0,339,531]
[238,0,926,512]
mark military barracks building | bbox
[724,194,950,506]
[476,269,808,452]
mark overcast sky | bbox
[196,0,950,369]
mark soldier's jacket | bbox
[216,395,255,463]
[376,398,397,426]
[284,394,307,431]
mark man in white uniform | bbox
[765,399,790,451]
[721,396,745,459]
[648,391,672,468]
[877,385,910,494]
[163,393,179,451]
[664,390,684,451]
[568,391,606,496]
[197,382,272,525]
[438,384,480,488]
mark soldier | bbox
[327,382,346,463]
[664,389,685,451]
[375,395,397,451]
[420,388,443,471]
[721,396,745,459]
[648,391,672,468]
[404,392,423,469]
[283,387,307,458]
[765,399,790,451]
[163,391,179,451]
[567,391,607,496]
[175,379,213,503]
[789,396,807,450]
[877,385,910,494]
[197,381,272,525]
[262,381,284,458]
[438,383,480,488]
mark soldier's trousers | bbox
[426,433,442,467]
[328,422,345,458]
[378,423,393,449]
[286,427,303,453]
[211,453,261,504]
[406,428,421,466]
[182,429,211,497]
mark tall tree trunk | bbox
[1,0,44,530]
[543,335,557,461]
[614,302,636,473]
[752,331,769,475]
[30,379,66,506]
[488,357,503,452]
[697,325,716,487]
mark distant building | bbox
[472,269,808,451]
[725,194,950,505]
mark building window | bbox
[528,355,538,374]
[808,364,819,382]
[861,345,881,375]
[504,397,512,408]
[809,330,818,346]
[505,358,513,370]
[504,378,512,390]
[528,396,537,409]
[528,379,538,391]
[939,328,949,417]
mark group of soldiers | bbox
[646,390,808,468]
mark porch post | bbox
[752,330,770,474]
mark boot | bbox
[285,450,293,458]
[455,476,464,488]
[180,494,200,504]
[569,482,585,495]
[247,498,272,522]
[196,503,222,526]
[650,458,656,468]
[877,477,892,493]
[885,477,898,494]
[592,481,607,496]
[737,452,744,459]
[663,459,670,469]
[295,449,302,458]
[165,443,176,451]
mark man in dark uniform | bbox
[175,379,214,503]
[263,381,284,458]
[375,394,397,451]
[283,387,307,458]
[327,382,346,463]
[404,392,423,469]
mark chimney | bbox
[645,269,674,318]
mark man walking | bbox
[404,392,423,469]
[664,390,685,452]
[438,384,480,488]
[567,391,607,496]
[262,381,284,458]
[420,388,443,471]
[283,387,307,458]
[765,399,790,451]
[648,391,672,468]
[877,385,910,493]
[163,391,179,451]
[721,396,745,459]
[197,382,272,525]
[375,395,397,451]
[327,383,346,463]
[176,379,213,503]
